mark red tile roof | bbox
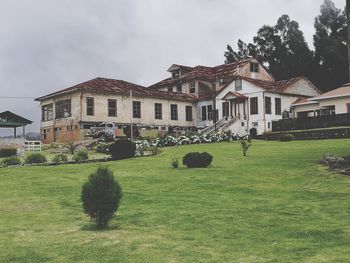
[149,59,251,89]
[35,77,196,102]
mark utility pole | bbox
[347,0,350,81]
[130,90,133,140]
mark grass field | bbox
[0,139,350,262]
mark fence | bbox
[272,113,350,132]
[24,141,42,152]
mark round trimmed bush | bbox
[1,156,21,166]
[25,153,47,164]
[81,167,122,228]
[182,152,213,168]
[109,139,136,160]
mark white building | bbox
[35,58,321,143]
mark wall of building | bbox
[238,58,274,81]
[80,92,196,127]
[318,97,350,114]
[283,78,320,97]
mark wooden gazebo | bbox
[0,111,33,137]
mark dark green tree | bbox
[253,15,313,81]
[81,167,122,228]
[225,39,258,63]
[312,0,348,90]
[225,15,313,82]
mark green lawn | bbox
[0,139,350,262]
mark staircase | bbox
[200,117,239,134]
[199,118,226,134]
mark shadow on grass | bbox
[81,223,121,232]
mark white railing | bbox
[221,116,239,131]
[24,141,42,152]
[200,118,227,134]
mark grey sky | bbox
[0,0,345,134]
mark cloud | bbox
[0,0,345,134]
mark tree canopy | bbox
[224,0,348,92]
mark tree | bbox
[225,15,313,82]
[312,0,348,90]
[253,15,313,81]
[81,167,122,228]
[225,39,258,63]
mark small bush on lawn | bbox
[279,133,295,141]
[25,152,47,164]
[109,139,136,160]
[1,156,21,166]
[81,167,122,228]
[182,152,213,168]
[65,141,80,154]
[52,154,68,163]
[171,158,179,168]
[73,150,89,163]
[0,148,17,157]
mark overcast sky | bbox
[0,0,345,134]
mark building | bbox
[35,58,321,143]
[292,84,350,117]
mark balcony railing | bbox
[272,113,350,132]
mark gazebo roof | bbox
[0,111,33,128]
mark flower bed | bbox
[134,132,231,156]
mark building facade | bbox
[35,58,321,143]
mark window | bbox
[275,98,281,115]
[86,97,94,116]
[41,104,53,121]
[185,106,193,121]
[108,99,117,117]
[201,106,207,121]
[133,101,141,118]
[189,81,196,93]
[347,103,350,113]
[222,102,229,117]
[235,78,242,91]
[155,103,162,119]
[252,122,258,127]
[55,99,71,119]
[171,104,178,120]
[167,87,173,92]
[172,70,180,79]
[268,122,271,129]
[250,62,259,73]
[176,84,182,93]
[207,105,213,120]
[250,97,258,115]
[265,96,271,114]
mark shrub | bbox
[81,167,122,228]
[171,158,179,168]
[65,141,80,154]
[279,133,295,141]
[0,148,17,157]
[109,139,136,160]
[73,150,89,163]
[96,142,110,154]
[25,152,47,164]
[52,153,68,163]
[182,152,213,168]
[1,156,21,166]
